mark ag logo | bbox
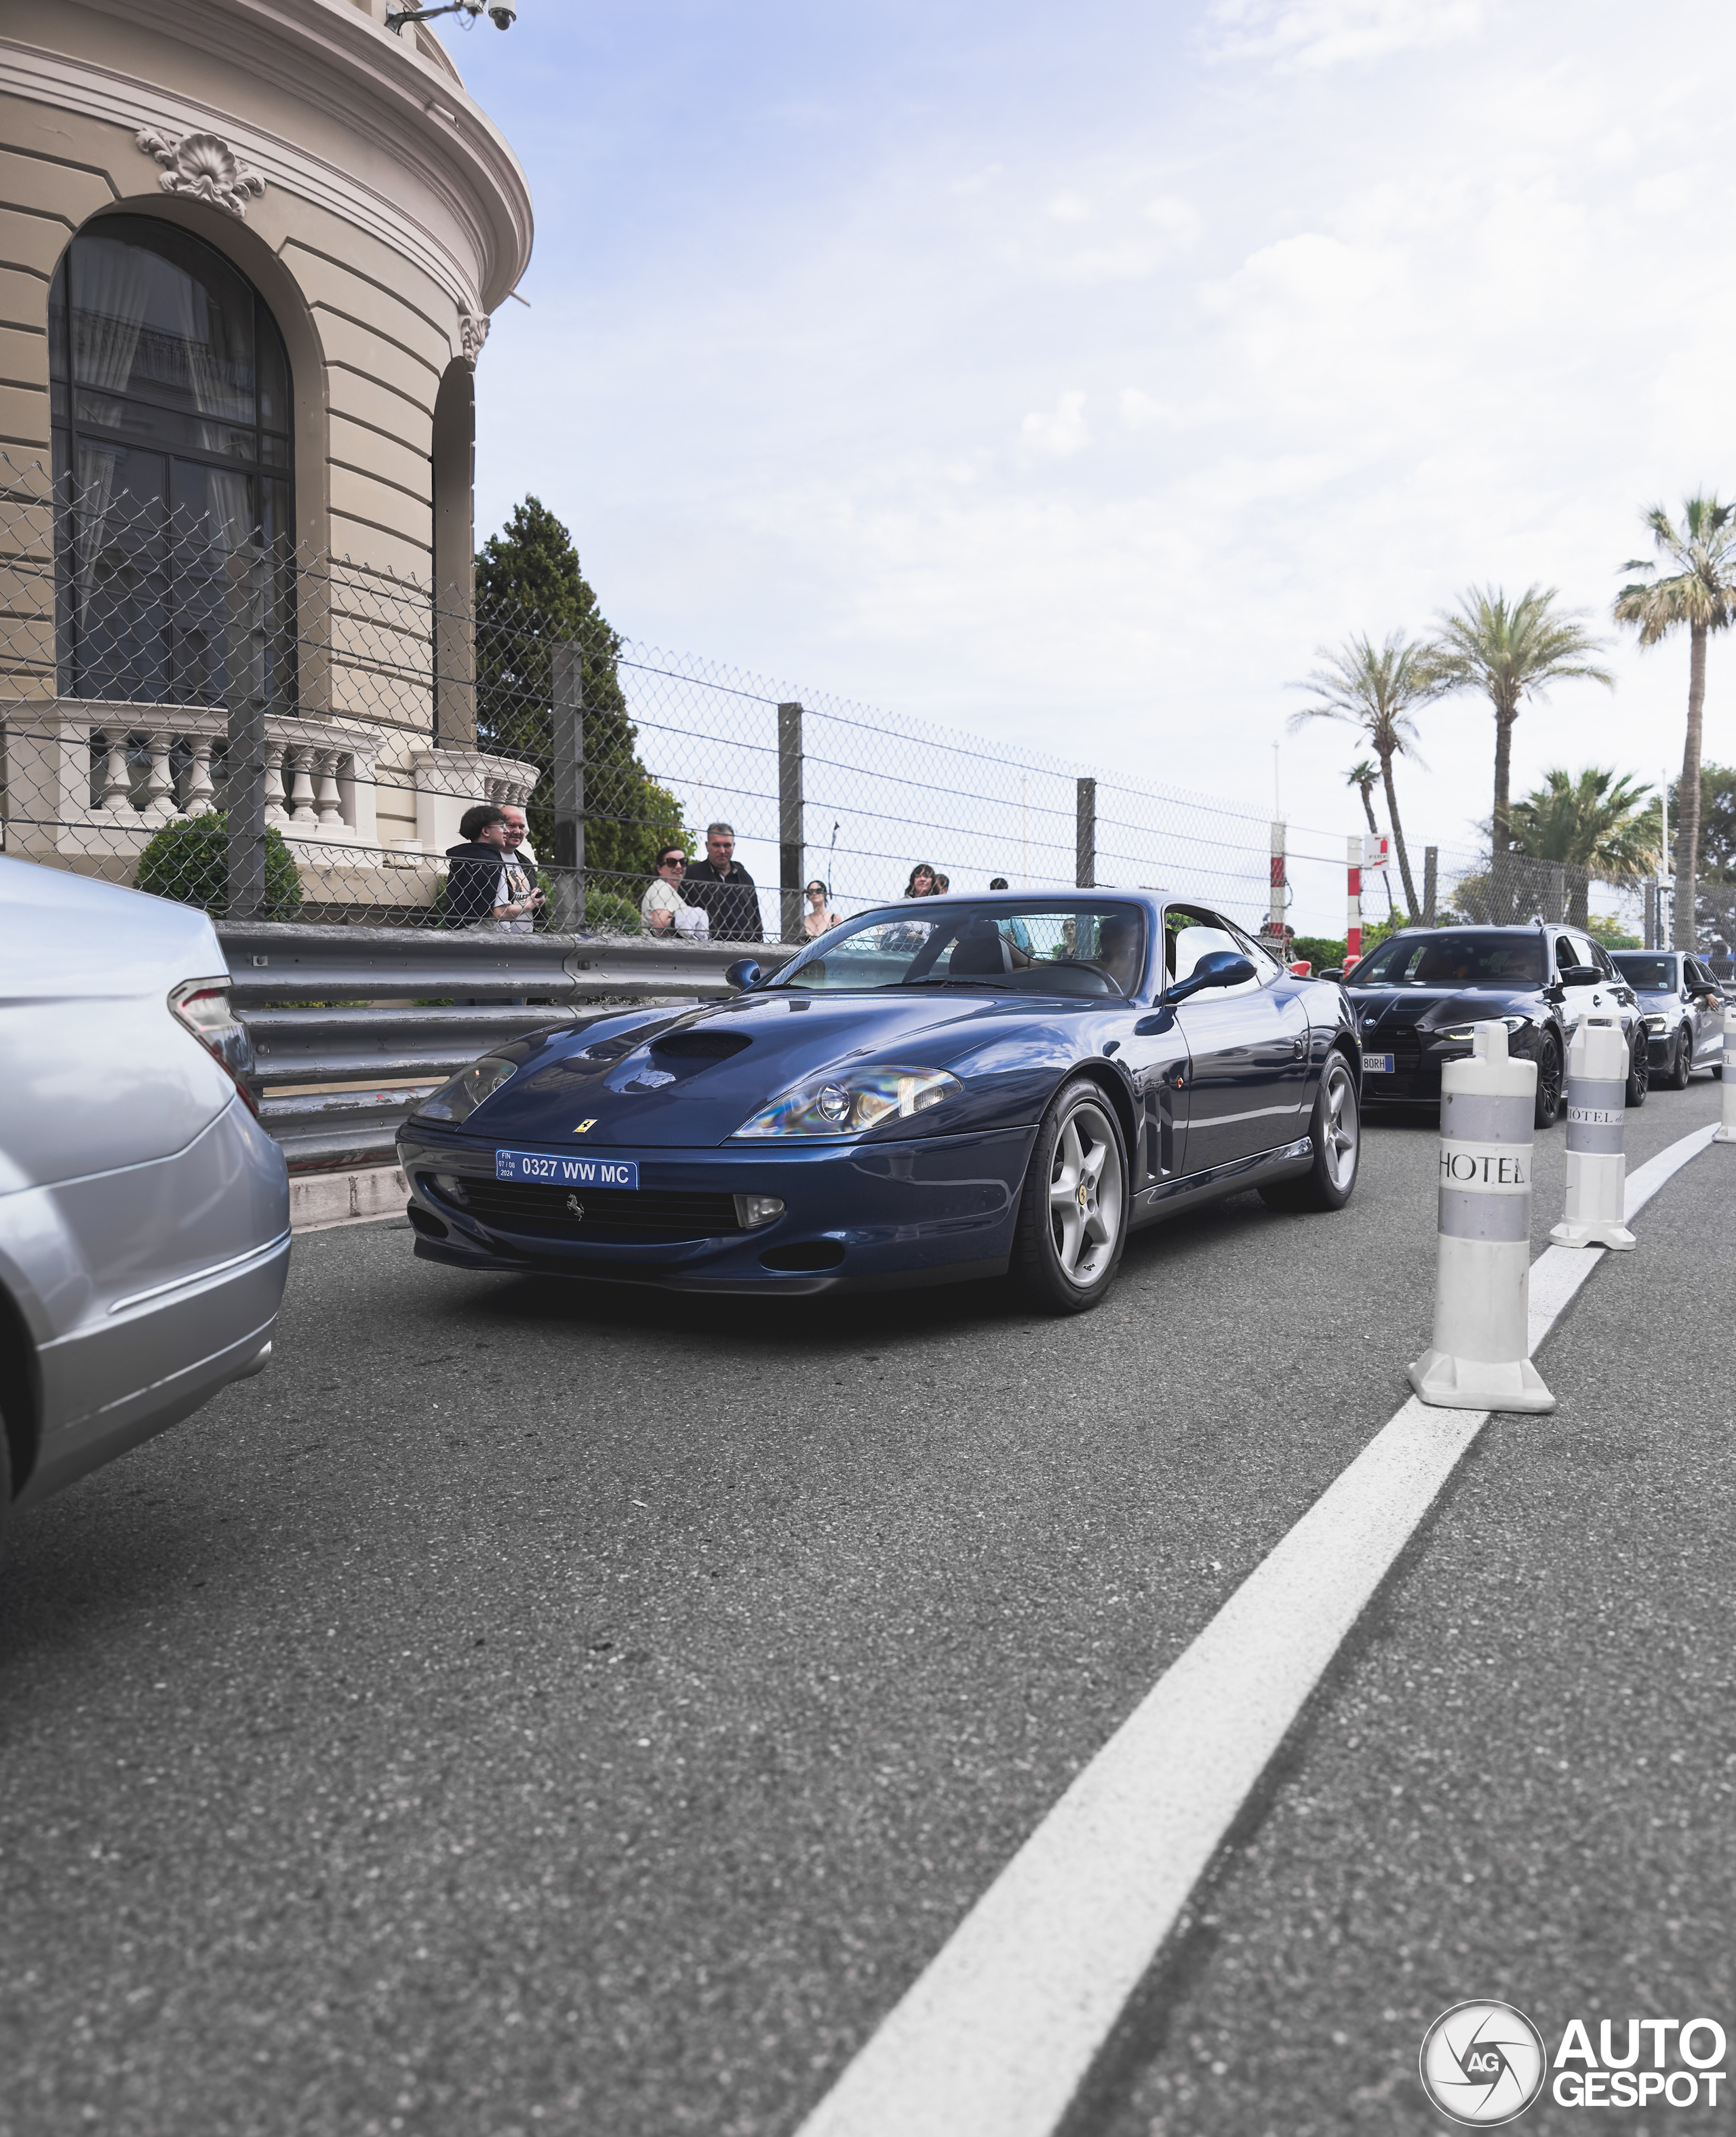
[1419,2001,1546,2125]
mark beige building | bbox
[0,0,538,901]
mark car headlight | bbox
[1643,1013,1668,1032]
[733,1065,963,1138]
[1438,1015,1532,1042]
[416,1055,519,1123]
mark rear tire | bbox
[1533,1032,1563,1129]
[1666,1027,1693,1089]
[1259,1052,1360,1213]
[1625,1032,1649,1108]
[1010,1079,1129,1314]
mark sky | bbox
[438,0,1736,933]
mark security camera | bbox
[488,1,515,24]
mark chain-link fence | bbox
[2,449,1724,967]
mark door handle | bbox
[1291,1034,1307,1059]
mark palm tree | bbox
[1288,631,1435,918]
[1613,496,1736,951]
[1428,587,1613,913]
[1345,758,1395,917]
[1508,766,1659,929]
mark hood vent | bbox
[651,1030,752,1060]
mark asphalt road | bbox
[0,1075,1729,2136]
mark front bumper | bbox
[395,1123,1035,1295]
[1356,1029,1547,1105]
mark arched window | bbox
[50,214,294,703]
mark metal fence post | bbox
[1423,844,1438,927]
[778,701,805,942]
[222,547,268,921]
[1546,861,1566,924]
[1076,777,1096,888]
[1268,819,1286,940]
[551,640,585,930]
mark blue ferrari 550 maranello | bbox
[397,890,1362,1314]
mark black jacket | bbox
[682,859,763,942]
[444,840,509,928]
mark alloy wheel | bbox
[1046,1100,1124,1289]
[1320,1057,1358,1192]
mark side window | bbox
[1588,941,1615,979]
[1225,917,1280,980]
[1553,935,1578,974]
[1164,905,1263,997]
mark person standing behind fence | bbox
[683,822,764,941]
[903,863,939,899]
[802,879,841,937]
[445,804,543,930]
[642,846,711,939]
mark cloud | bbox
[1021,391,1091,456]
[1205,0,1489,71]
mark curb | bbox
[290,1164,408,1234]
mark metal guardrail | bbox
[217,924,792,1173]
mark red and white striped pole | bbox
[1346,834,1362,966]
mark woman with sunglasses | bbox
[641,846,709,939]
[802,879,841,937]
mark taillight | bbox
[169,977,260,1117]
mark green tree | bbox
[1666,760,1736,966]
[1428,587,1613,899]
[1615,498,1736,952]
[474,498,688,895]
[1508,766,1658,928]
[1288,631,1435,918]
[136,811,302,918]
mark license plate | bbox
[495,1148,639,1190]
[1362,1051,1396,1076]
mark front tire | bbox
[1666,1026,1693,1090]
[1625,1032,1649,1108]
[1010,1079,1129,1314]
[1533,1032,1562,1129]
[1259,1051,1360,1212]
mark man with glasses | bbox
[682,821,763,942]
[641,845,709,939]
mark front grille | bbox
[442,1178,741,1243]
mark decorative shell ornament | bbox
[136,130,267,219]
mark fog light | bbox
[734,1192,785,1230]
[428,1173,469,1206]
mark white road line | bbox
[795,1119,1724,2137]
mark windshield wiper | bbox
[894,976,1013,991]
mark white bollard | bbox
[1549,1015,1637,1250]
[1716,1008,1736,1145]
[1408,1022,1556,1414]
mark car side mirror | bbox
[1559,964,1601,987]
[1318,967,1345,982]
[1168,950,1256,1004]
[724,958,763,992]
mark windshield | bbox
[1349,931,1545,988]
[770,901,1147,998]
[1611,954,1677,992]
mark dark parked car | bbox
[1610,950,1727,1087]
[1345,923,1646,1126]
[398,891,1362,1315]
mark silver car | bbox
[1610,950,1727,1089]
[0,857,290,1531]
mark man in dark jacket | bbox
[445,804,542,929]
[681,821,763,942]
